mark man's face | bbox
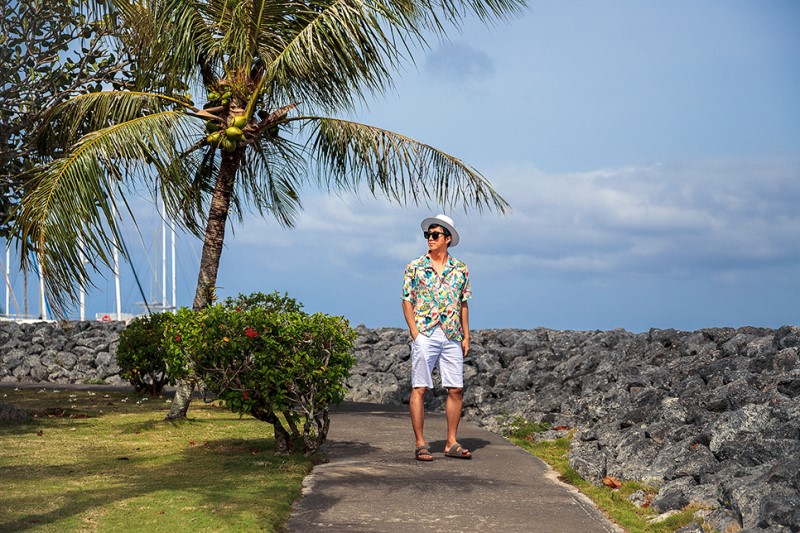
[426,225,451,252]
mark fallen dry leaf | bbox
[602,476,622,489]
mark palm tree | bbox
[12,0,523,418]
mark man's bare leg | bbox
[410,387,431,458]
[444,387,470,457]
[444,387,462,448]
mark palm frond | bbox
[159,143,218,237]
[408,0,526,33]
[259,0,414,112]
[35,90,189,155]
[302,116,510,214]
[12,110,202,315]
[238,134,306,227]
[114,0,220,91]
[209,0,265,75]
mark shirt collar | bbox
[422,253,453,269]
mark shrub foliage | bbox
[117,313,176,395]
[164,292,356,454]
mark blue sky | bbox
[6,0,800,332]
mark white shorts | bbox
[411,327,464,389]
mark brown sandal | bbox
[444,442,472,459]
[415,445,433,461]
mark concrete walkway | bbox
[287,402,622,533]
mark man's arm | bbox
[460,301,470,357]
[402,300,419,340]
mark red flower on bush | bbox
[243,390,249,401]
[174,335,181,342]
[245,327,258,338]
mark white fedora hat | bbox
[421,214,459,247]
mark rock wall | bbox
[0,320,125,385]
[3,320,799,530]
[348,325,800,532]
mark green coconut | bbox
[220,138,237,152]
[231,115,248,129]
[225,126,244,141]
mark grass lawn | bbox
[0,386,312,532]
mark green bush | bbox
[164,294,356,454]
[222,291,304,314]
[117,313,176,395]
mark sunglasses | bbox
[424,231,448,241]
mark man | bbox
[402,214,472,461]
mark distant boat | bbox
[95,312,136,323]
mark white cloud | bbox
[214,155,799,303]
[460,157,800,277]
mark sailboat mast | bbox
[38,255,46,320]
[78,236,86,320]
[171,219,176,312]
[161,201,167,309]
[4,246,8,317]
[112,200,121,321]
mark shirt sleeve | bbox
[402,264,416,302]
[461,265,472,302]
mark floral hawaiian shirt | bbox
[402,253,472,341]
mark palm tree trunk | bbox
[191,150,244,311]
[165,149,244,420]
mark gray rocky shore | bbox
[348,325,800,533]
[2,320,798,531]
[0,320,125,384]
